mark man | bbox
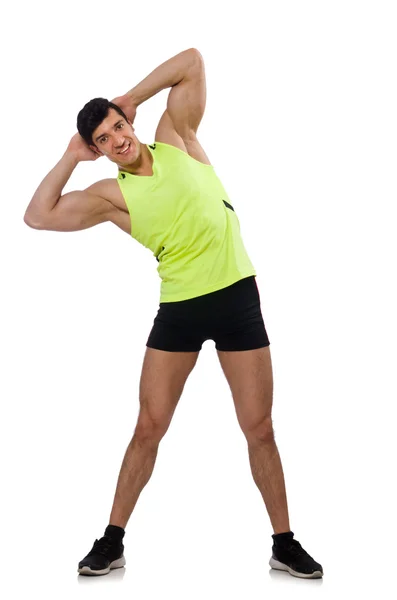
[24,48,323,579]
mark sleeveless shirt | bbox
[117,142,256,302]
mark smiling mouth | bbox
[118,142,131,155]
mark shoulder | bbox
[155,110,211,165]
[153,140,212,166]
[85,178,128,212]
[85,178,120,199]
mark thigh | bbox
[146,303,205,352]
[217,346,273,433]
[137,347,199,434]
[212,277,270,352]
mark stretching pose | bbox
[24,49,323,579]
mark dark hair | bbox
[77,98,129,146]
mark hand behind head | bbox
[67,133,102,162]
[111,95,137,125]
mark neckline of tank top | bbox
[118,142,214,179]
[118,144,156,179]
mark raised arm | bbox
[24,134,118,232]
[112,48,209,162]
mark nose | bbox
[114,137,125,149]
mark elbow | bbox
[23,211,45,229]
[185,48,204,68]
[191,48,204,64]
[189,47,202,59]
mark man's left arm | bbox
[113,48,209,161]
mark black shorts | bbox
[146,276,270,352]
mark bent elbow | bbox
[24,212,45,229]
[185,48,204,69]
[191,48,204,65]
[189,47,202,58]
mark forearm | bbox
[24,151,79,225]
[127,48,200,107]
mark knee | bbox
[243,415,275,445]
[134,413,170,444]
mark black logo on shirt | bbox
[223,199,235,212]
[149,144,157,150]
[156,246,165,262]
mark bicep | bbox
[155,110,187,150]
[166,49,206,140]
[155,110,212,165]
[39,187,115,232]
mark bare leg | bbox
[247,429,290,534]
[109,348,199,529]
[217,346,290,534]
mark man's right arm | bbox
[24,135,116,232]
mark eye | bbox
[100,137,107,144]
[117,123,123,129]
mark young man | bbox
[24,49,323,579]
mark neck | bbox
[118,143,153,176]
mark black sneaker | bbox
[269,531,323,579]
[78,532,126,576]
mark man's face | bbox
[90,108,139,165]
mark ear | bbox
[89,144,103,156]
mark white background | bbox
[1,0,396,598]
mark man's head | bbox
[77,98,140,166]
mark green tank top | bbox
[117,142,256,302]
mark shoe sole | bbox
[269,557,323,579]
[78,556,126,576]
